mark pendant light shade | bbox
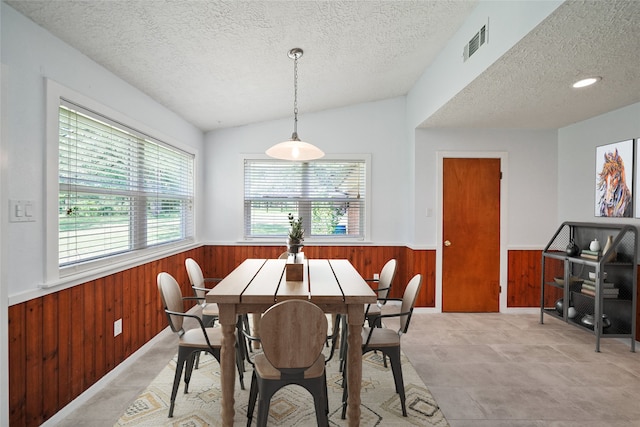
[266,135,325,161]
[266,48,324,161]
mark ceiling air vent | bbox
[463,20,488,62]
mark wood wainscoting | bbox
[507,249,544,307]
[202,245,436,306]
[8,247,205,427]
[7,245,435,426]
[14,245,636,426]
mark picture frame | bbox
[595,139,633,217]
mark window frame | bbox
[241,153,372,243]
[45,80,198,286]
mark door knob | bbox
[444,240,451,247]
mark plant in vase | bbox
[287,213,304,254]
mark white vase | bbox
[589,238,600,252]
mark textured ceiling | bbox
[420,0,640,129]
[4,0,477,131]
[4,0,640,132]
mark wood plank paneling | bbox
[25,298,43,426]
[82,280,96,389]
[57,289,72,409]
[121,269,132,358]
[508,250,543,307]
[20,246,623,427]
[200,245,435,307]
[41,293,59,421]
[104,275,115,374]
[507,249,566,308]
[8,248,205,427]
[8,303,26,426]
[69,285,84,400]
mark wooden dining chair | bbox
[185,257,221,327]
[365,259,397,327]
[341,273,422,419]
[245,299,330,427]
[339,259,397,373]
[157,272,244,418]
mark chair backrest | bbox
[377,259,397,300]
[399,274,422,334]
[259,300,328,371]
[157,272,185,334]
[185,258,205,299]
[278,252,289,259]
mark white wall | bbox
[413,128,559,248]
[203,97,410,245]
[1,3,205,300]
[406,0,562,129]
[558,102,640,223]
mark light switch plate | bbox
[9,199,36,222]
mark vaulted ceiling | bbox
[5,0,640,132]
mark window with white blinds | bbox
[58,100,194,267]
[244,158,366,239]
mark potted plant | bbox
[287,213,304,254]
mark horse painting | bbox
[597,148,632,217]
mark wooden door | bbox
[442,158,501,312]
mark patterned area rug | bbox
[116,347,448,426]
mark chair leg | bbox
[339,316,348,373]
[235,316,247,390]
[194,351,201,370]
[169,348,188,417]
[340,362,348,419]
[236,342,245,390]
[184,351,198,394]
[246,372,258,427]
[386,347,407,417]
[256,379,274,427]
[324,372,329,415]
[311,378,329,427]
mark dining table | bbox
[206,258,376,427]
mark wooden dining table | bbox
[206,258,376,427]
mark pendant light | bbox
[266,48,324,161]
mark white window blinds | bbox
[244,159,366,239]
[58,100,194,267]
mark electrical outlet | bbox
[114,318,122,337]
[373,273,380,280]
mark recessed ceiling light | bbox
[573,77,601,88]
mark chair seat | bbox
[362,327,400,347]
[179,327,222,348]
[202,302,219,317]
[254,353,325,380]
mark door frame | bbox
[436,151,509,313]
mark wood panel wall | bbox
[8,247,204,427]
[16,246,634,426]
[201,245,436,305]
[7,245,436,426]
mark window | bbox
[244,158,367,240]
[57,99,194,268]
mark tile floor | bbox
[54,310,640,426]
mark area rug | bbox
[116,348,448,427]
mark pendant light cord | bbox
[293,53,299,138]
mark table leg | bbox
[218,304,237,427]
[346,304,365,426]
